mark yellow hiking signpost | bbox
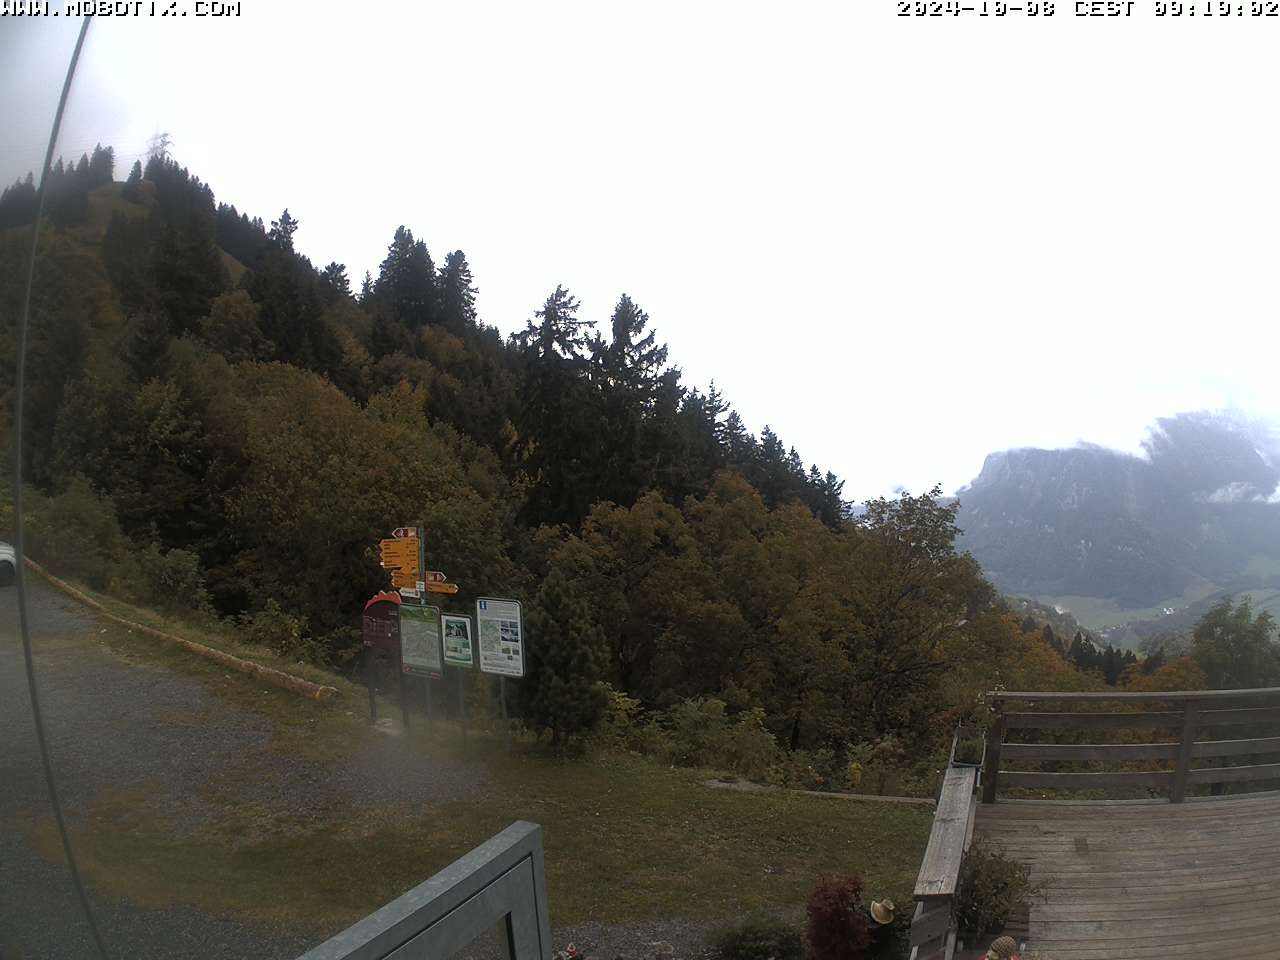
[379,537,420,591]
[372,524,467,736]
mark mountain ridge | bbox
[955,411,1280,632]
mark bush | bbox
[239,598,320,661]
[23,477,129,589]
[710,916,803,960]
[646,697,786,781]
[953,839,1042,940]
[126,542,211,614]
[806,874,871,960]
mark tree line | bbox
[8,150,1256,770]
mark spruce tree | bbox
[437,249,478,334]
[601,293,668,397]
[269,208,299,251]
[518,285,594,360]
[722,410,756,467]
[520,567,609,748]
[374,225,436,329]
[0,173,38,227]
[88,144,114,187]
[320,261,351,300]
[122,160,143,201]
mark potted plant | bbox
[951,724,985,767]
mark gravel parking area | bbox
[0,577,496,959]
[1,578,725,960]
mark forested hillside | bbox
[1,148,1122,769]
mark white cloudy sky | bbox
[4,3,1279,499]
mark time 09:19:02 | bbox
[1157,2,1280,12]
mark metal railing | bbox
[297,821,551,960]
[982,687,1280,803]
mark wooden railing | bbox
[908,760,979,960]
[982,687,1280,804]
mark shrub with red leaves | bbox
[805,874,871,960]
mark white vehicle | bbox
[0,541,14,587]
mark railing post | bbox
[1171,701,1198,804]
[981,704,1005,804]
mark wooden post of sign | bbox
[416,525,435,736]
[500,676,510,750]
[398,664,410,731]
[457,669,468,745]
[423,676,434,734]
[364,644,377,725]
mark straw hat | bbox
[869,899,895,925]
[986,935,1018,959]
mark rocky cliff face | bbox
[956,412,1280,608]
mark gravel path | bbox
[0,578,320,959]
[0,578,496,959]
[0,578,722,960]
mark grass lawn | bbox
[23,611,935,938]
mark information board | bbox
[400,603,443,678]
[442,614,475,668]
[476,598,524,677]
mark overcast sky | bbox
[5,4,1279,500]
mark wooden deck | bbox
[975,792,1280,959]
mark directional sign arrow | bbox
[425,582,460,595]
[424,570,448,583]
[391,527,416,539]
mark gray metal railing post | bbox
[296,821,551,960]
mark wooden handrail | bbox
[910,756,979,960]
[982,687,1280,804]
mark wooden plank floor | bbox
[975,792,1280,959]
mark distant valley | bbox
[954,411,1280,647]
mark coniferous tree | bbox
[46,155,90,229]
[269,208,299,250]
[599,294,668,397]
[215,203,268,266]
[722,410,756,467]
[242,208,341,377]
[88,144,114,187]
[437,250,477,334]
[122,160,143,202]
[0,173,38,227]
[320,261,351,301]
[373,225,436,330]
[518,284,593,360]
[359,270,374,303]
[815,470,847,527]
[517,286,601,524]
[755,426,792,506]
[520,567,609,748]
